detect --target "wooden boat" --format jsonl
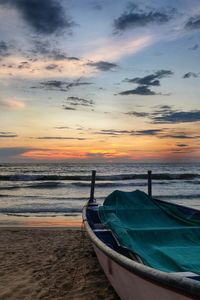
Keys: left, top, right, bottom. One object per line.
{"left": 83, "top": 172, "right": 200, "bottom": 300}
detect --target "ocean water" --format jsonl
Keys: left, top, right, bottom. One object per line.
{"left": 0, "top": 162, "right": 200, "bottom": 227}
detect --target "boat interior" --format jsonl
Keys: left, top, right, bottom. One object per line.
{"left": 86, "top": 203, "right": 139, "bottom": 261}
{"left": 86, "top": 202, "right": 200, "bottom": 282}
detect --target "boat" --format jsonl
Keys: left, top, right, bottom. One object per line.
{"left": 83, "top": 171, "right": 200, "bottom": 300}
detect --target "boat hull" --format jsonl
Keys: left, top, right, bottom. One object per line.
{"left": 94, "top": 245, "right": 194, "bottom": 300}
{"left": 83, "top": 202, "right": 200, "bottom": 300}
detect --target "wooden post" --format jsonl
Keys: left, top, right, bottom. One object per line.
{"left": 89, "top": 170, "right": 96, "bottom": 202}
{"left": 148, "top": 170, "right": 152, "bottom": 197}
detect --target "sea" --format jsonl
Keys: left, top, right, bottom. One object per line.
{"left": 0, "top": 162, "right": 200, "bottom": 227}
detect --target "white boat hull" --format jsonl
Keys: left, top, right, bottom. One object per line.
{"left": 83, "top": 202, "right": 200, "bottom": 300}
{"left": 94, "top": 245, "right": 195, "bottom": 300}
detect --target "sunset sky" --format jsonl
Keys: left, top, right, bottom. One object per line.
{"left": 0, "top": 0, "right": 200, "bottom": 162}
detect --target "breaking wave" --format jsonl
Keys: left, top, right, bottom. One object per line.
{"left": 0, "top": 173, "right": 199, "bottom": 182}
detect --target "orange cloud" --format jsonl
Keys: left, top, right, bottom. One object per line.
{"left": 85, "top": 35, "right": 153, "bottom": 62}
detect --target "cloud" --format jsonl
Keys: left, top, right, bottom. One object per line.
{"left": 0, "top": 41, "right": 10, "bottom": 57}
{"left": 0, "top": 147, "right": 32, "bottom": 159}
{"left": 189, "top": 44, "right": 199, "bottom": 51}
{"left": 36, "top": 136, "right": 86, "bottom": 140}
{"left": 160, "top": 133, "right": 198, "bottom": 139}
{"left": 119, "top": 70, "right": 173, "bottom": 96}
{"left": 18, "top": 61, "right": 31, "bottom": 69}
{"left": 152, "top": 107, "right": 200, "bottom": 124}
{"left": 30, "top": 40, "right": 80, "bottom": 61}
{"left": 118, "top": 85, "right": 159, "bottom": 96}
{"left": 185, "top": 16, "right": 200, "bottom": 30}
{"left": 37, "top": 79, "right": 93, "bottom": 92}
{"left": 96, "top": 129, "right": 132, "bottom": 136}
{"left": 55, "top": 126, "right": 70, "bottom": 129}
{"left": 125, "top": 111, "right": 149, "bottom": 117}
{"left": 87, "top": 61, "right": 118, "bottom": 71}
{"left": 131, "top": 129, "right": 162, "bottom": 136}
{"left": 124, "top": 70, "right": 173, "bottom": 86}
{"left": 126, "top": 105, "right": 200, "bottom": 124}
{"left": 0, "top": 132, "right": 17, "bottom": 138}
{"left": 0, "top": 0, "right": 74, "bottom": 35}
{"left": 67, "top": 96, "right": 94, "bottom": 107}
{"left": 183, "top": 72, "right": 198, "bottom": 78}
{"left": 85, "top": 36, "right": 153, "bottom": 62}
{"left": 113, "top": 5, "right": 172, "bottom": 33}
{"left": 63, "top": 106, "right": 76, "bottom": 111}
{"left": 0, "top": 97, "right": 25, "bottom": 109}
{"left": 176, "top": 144, "right": 188, "bottom": 147}
{"left": 95, "top": 128, "right": 163, "bottom": 137}
{"left": 45, "top": 64, "right": 61, "bottom": 71}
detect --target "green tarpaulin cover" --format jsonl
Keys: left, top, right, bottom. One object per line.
{"left": 99, "top": 190, "right": 200, "bottom": 274}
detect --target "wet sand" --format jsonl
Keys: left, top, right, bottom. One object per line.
{"left": 0, "top": 228, "right": 119, "bottom": 300}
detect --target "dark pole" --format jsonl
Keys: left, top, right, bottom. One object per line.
{"left": 89, "top": 170, "right": 96, "bottom": 202}
{"left": 148, "top": 170, "right": 152, "bottom": 197}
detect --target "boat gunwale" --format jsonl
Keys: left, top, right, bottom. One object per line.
{"left": 83, "top": 204, "right": 200, "bottom": 299}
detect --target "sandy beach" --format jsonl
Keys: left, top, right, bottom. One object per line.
{"left": 0, "top": 227, "right": 119, "bottom": 300}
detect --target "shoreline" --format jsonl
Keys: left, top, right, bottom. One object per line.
{"left": 0, "top": 226, "right": 82, "bottom": 230}
{"left": 0, "top": 214, "right": 83, "bottom": 228}
{"left": 0, "top": 227, "right": 119, "bottom": 300}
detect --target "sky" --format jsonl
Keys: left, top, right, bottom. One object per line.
{"left": 0, "top": 0, "right": 200, "bottom": 163}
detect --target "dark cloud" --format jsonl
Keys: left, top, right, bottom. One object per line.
{"left": 183, "top": 72, "right": 198, "bottom": 78}
{"left": 0, "top": 131, "right": 17, "bottom": 138}
{"left": 160, "top": 134, "right": 198, "bottom": 139}
{"left": 96, "top": 129, "right": 133, "bottom": 136}
{"left": 37, "top": 136, "right": 86, "bottom": 140}
{"left": 154, "top": 105, "right": 171, "bottom": 110}
{"left": 185, "top": 16, "right": 200, "bottom": 30}
{"left": 45, "top": 64, "right": 61, "bottom": 71}
{"left": 67, "top": 96, "right": 94, "bottom": 107}
{"left": 95, "top": 128, "right": 199, "bottom": 140}
{"left": 30, "top": 40, "right": 80, "bottom": 61}
{"left": 118, "top": 85, "right": 159, "bottom": 95}
{"left": 18, "top": 61, "right": 31, "bottom": 69}
{"left": 152, "top": 108, "right": 200, "bottom": 124}
{"left": 125, "top": 105, "right": 200, "bottom": 125}
{"left": 0, "top": 0, "right": 74, "bottom": 35}
{"left": 120, "top": 70, "right": 173, "bottom": 96}
{"left": 63, "top": 106, "right": 76, "bottom": 111}
{"left": 95, "top": 128, "right": 163, "bottom": 137}
{"left": 124, "top": 70, "right": 173, "bottom": 86}
{"left": 0, "top": 147, "right": 30, "bottom": 158}
{"left": 125, "top": 111, "right": 149, "bottom": 117}
{"left": 87, "top": 61, "right": 118, "bottom": 71}
{"left": 0, "top": 41, "right": 10, "bottom": 57}
{"left": 131, "top": 129, "right": 162, "bottom": 136}
{"left": 176, "top": 144, "right": 188, "bottom": 147}
{"left": 114, "top": 6, "right": 172, "bottom": 33}
{"left": 189, "top": 44, "right": 199, "bottom": 51}
{"left": 36, "top": 79, "right": 93, "bottom": 92}
{"left": 67, "top": 56, "right": 80, "bottom": 61}
{"left": 40, "top": 80, "right": 65, "bottom": 89}
{"left": 55, "top": 126, "right": 70, "bottom": 129}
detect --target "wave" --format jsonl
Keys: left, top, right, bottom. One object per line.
{"left": 0, "top": 194, "right": 92, "bottom": 203}
{"left": 0, "top": 207, "right": 82, "bottom": 214}
{"left": 0, "top": 173, "right": 199, "bottom": 182}
{"left": 5, "top": 212, "right": 81, "bottom": 217}
{"left": 156, "top": 194, "right": 200, "bottom": 200}
{"left": 71, "top": 181, "right": 147, "bottom": 188}
{"left": 0, "top": 181, "right": 65, "bottom": 190}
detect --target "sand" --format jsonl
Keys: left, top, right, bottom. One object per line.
{"left": 0, "top": 227, "right": 119, "bottom": 300}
